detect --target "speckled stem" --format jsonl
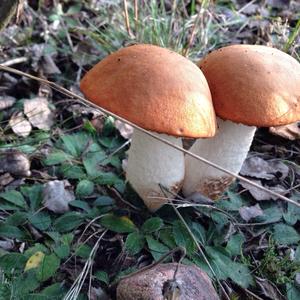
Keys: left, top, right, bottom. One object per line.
{"left": 183, "top": 118, "right": 256, "bottom": 199}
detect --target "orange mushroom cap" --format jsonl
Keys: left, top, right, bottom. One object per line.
{"left": 199, "top": 44, "right": 300, "bottom": 127}
{"left": 80, "top": 44, "right": 216, "bottom": 138}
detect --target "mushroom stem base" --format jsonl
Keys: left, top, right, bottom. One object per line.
{"left": 183, "top": 118, "right": 256, "bottom": 198}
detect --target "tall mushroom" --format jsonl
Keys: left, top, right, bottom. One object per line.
{"left": 80, "top": 44, "right": 216, "bottom": 211}
{"left": 183, "top": 45, "right": 300, "bottom": 198}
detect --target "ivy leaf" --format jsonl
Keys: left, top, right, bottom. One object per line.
{"left": 141, "top": 217, "right": 163, "bottom": 233}
{"left": 125, "top": 232, "right": 145, "bottom": 255}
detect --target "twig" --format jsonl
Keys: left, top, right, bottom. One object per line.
{"left": 123, "top": 0, "right": 133, "bottom": 38}
{"left": 0, "top": 57, "right": 28, "bottom": 67}
{"left": 0, "top": 64, "right": 299, "bottom": 208}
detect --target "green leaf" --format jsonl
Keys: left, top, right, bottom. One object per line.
{"left": 95, "top": 271, "right": 109, "bottom": 285}
{"left": 83, "top": 150, "right": 107, "bottom": 178}
{"left": 172, "top": 220, "right": 196, "bottom": 255}
{"left": 207, "top": 246, "right": 253, "bottom": 288}
{"left": 191, "top": 222, "right": 206, "bottom": 245}
{"left": 75, "top": 244, "right": 92, "bottom": 259}
{"left": 29, "top": 283, "right": 65, "bottom": 299}
{"left": 93, "top": 172, "right": 122, "bottom": 186}
{"left": 125, "top": 232, "right": 145, "bottom": 255}
{"left": 44, "top": 150, "right": 73, "bottom": 165}
{"left": 59, "top": 164, "right": 86, "bottom": 179}
{"left": 28, "top": 212, "right": 51, "bottom": 231}
{"left": 61, "top": 133, "right": 92, "bottom": 157}
{"left": 100, "top": 214, "right": 137, "bottom": 233}
{"left": 0, "top": 253, "right": 27, "bottom": 272}
{"left": 159, "top": 228, "right": 177, "bottom": 249}
{"left": 146, "top": 235, "right": 169, "bottom": 261}
{"left": 69, "top": 200, "right": 91, "bottom": 212}
{"left": 141, "top": 217, "right": 163, "bottom": 233}
{"left": 54, "top": 212, "right": 84, "bottom": 232}
{"left": 6, "top": 211, "right": 28, "bottom": 226}
{"left": 53, "top": 244, "right": 70, "bottom": 259}
{"left": 257, "top": 205, "right": 282, "bottom": 223}
{"left": 295, "top": 245, "right": 300, "bottom": 262}
{"left": 93, "top": 196, "right": 115, "bottom": 206}
{"left": 287, "top": 283, "right": 300, "bottom": 300}
{"left": 0, "top": 224, "right": 25, "bottom": 239}
{"left": 76, "top": 179, "right": 94, "bottom": 197}
{"left": 21, "top": 185, "right": 43, "bottom": 211}
{"left": 283, "top": 203, "right": 300, "bottom": 225}
{"left": 218, "top": 191, "right": 247, "bottom": 211}
{"left": 36, "top": 254, "right": 60, "bottom": 282}
{"left": 273, "top": 224, "right": 300, "bottom": 245}
{"left": 226, "top": 233, "right": 245, "bottom": 257}
{"left": 0, "top": 190, "right": 27, "bottom": 208}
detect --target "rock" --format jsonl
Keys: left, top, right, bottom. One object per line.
{"left": 117, "top": 263, "right": 219, "bottom": 300}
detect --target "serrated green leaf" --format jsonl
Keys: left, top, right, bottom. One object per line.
{"left": 191, "top": 222, "right": 206, "bottom": 245}
{"left": 256, "top": 205, "right": 282, "bottom": 223}
{"left": 125, "top": 232, "right": 145, "bottom": 255}
{"left": 0, "top": 224, "right": 25, "bottom": 239}
{"left": 159, "top": 228, "right": 177, "bottom": 249}
{"left": 53, "top": 244, "right": 70, "bottom": 259}
{"left": 61, "top": 133, "right": 91, "bottom": 157}
{"left": 28, "top": 212, "right": 51, "bottom": 231}
{"left": 6, "top": 211, "right": 28, "bottom": 226}
{"left": 0, "top": 190, "right": 27, "bottom": 208}
{"left": 76, "top": 179, "right": 94, "bottom": 197}
{"left": 273, "top": 224, "right": 300, "bottom": 245}
{"left": 141, "top": 217, "right": 163, "bottom": 233}
{"left": 172, "top": 220, "right": 196, "bottom": 255}
{"left": 21, "top": 185, "right": 43, "bottom": 211}
{"left": 283, "top": 203, "right": 300, "bottom": 225}
{"left": 100, "top": 214, "right": 137, "bottom": 233}
{"left": 146, "top": 235, "right": 169, "bottom": 260}
{"left": 59, "top": 164, "right": 86, "bottom": 179}
{"left": 287, "top": 283, "right": 300, "bottom": 300}
{"left": 29, "top": 283, "right": 65, "bottom": 299}
{"left": 54, "top": 212, "right": 84, "bottom": 232}
{"left": 226, "top": 233, "right": 245, "bottom": 257}
{"left": 36, "top": 254, "right": 60, "bottom": 282}
{"left": 44, "top": 150, "right": 73, "bottom": 165}
{"left": 0, "top": 253, "right": 27, "bottom": 272}
{"left": 93, "top": 172, "right": 122, "bottom": 185}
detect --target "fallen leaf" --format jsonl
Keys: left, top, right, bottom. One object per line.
{"left": 0, "top": 239, "right": 14, "bottom": 250}
{"left": 241, "top": 156, "right": 289, "bottom": 180}
{"left": 240, "top": 180, "right": 288, "bottom": 201}
{"left": 24, "top": 97, "right": 54, "bottom": 130}
{"left": 42, "top": 54, "right": 61, "bottom": 74}
{"left": 43, "top": 180, "right": 75, "bottom": 213}
{"left": 25, "top": 251, "right": 45, "bottom": 271}
{"left": 115, "top": 120, "right": 133, "bottom": 139}
{"left": 0, "top": 96, "right": 16, "bottom": 110}
{"left": 0, "top": 150, "right": 31, "bottom": 177}
{"left": 269, "top": 122, "right": 300, "bottom": 140}
{"left": 9, "top": 111, "right": 32, "bottom": 137}
{"left": 239, "top": 204, "right": 264, "bottom": 222}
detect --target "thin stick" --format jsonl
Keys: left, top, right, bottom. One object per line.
{"left": 134, "top": 0, "right": 138, "bottom": 37}
{"left": 123, "top": 0, "right": 132, "bottom": 37}
{"left": 0, "top": 64, "right": 299, "bottom": 208}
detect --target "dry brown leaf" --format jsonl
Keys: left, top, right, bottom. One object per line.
{"left": 239, "top": 204, "right": 264, "bottom": 222}
{"left": 43, "top": 180, "right": 75, "bottom": 213}
{"left": 240, "top": 180, "right": 288, "bottom": 201}
{"left": 24, "top": 97, "right": 54, "bottom": 130}
{"left": 115, "top": 120, "right": 133, "bottom": 139}
{"left": 0, "top": 150, "right": 31, "bottom": 177}
{"left": 0, "top": 96, "right": 16, "bottom": 110}
{"left": 9, "top": 111, "right": 32, "bottom": 137}
{"left": 269, "top": 122, "right": 300, "bottom": 140}
{"left": 241, "top": 156, "right": 289, "bottom": 180}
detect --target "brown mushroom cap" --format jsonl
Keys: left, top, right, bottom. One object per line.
{"left": 199, "top": 45, "right": 300, "bottom": 127}
{"left": 80, "top": 44, "right": 216, "bottom": 138}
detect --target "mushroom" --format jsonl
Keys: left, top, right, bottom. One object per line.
{"left": 117, "top": 263, "right": 219, "bottom": 300}
{"left": 183, "top": 44, "right": 300, "bottom": 199}
{"left": 80, "top": 44, "right": 216, "bottom": 211}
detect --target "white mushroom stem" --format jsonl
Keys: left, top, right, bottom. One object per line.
{"left": 183, "top": 118, "right": 256, "bottom": 199}
{"left": 126, "top": 129, "right": 184, "bottom": 212}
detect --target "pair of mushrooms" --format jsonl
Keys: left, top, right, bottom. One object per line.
{"left": 80, "top": 44, "right": 300, "bottom": 211}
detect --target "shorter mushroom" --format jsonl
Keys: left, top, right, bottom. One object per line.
{"left": 117, "top": 263, "right": 219, "bottom": 300}
{"left": 80, "top": 44, "right": 216, "bottom": 211}
{"left": 183, "top": 45, "right": 300, "bottom": 199}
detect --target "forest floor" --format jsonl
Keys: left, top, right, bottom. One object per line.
{"left": 0, "top": 0, "right": 300, "bottom": 299}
